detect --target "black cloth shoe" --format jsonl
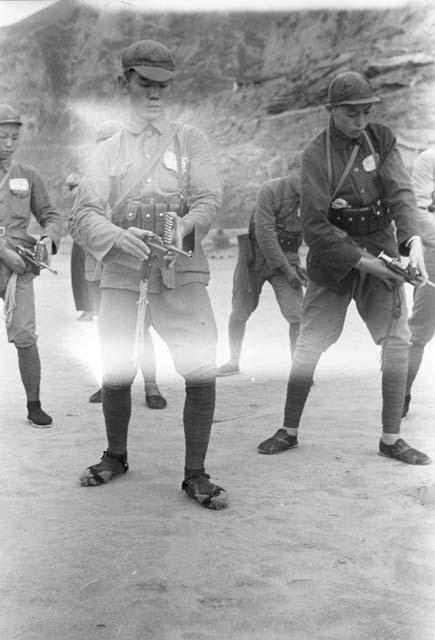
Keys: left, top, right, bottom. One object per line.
{"left": 379, "top": 438, "right": 431, "bottom": 465}
{"left": 27, "top": 401, "right": 53, "bottom": 428}
{"left": 145, "top": 393, "right": 167, "bottom": 409}
{"left": 402, "top": 394, "right": 411, "bottom": 418}
{"left": 182, "top": 473, "right": 228, "bottom": 510}
{"left": 257, "top": 428, "right": 298, "bottom": 455}
{"left": 216, "top": 362, "right": 240, "bottom": 377}
{"left": 89, "top": 388, "right": 102, "bottom": 403}
{"left": 79, "top": 450, "right": 129, "bottom": 486}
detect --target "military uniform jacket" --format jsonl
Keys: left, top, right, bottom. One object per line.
{"left": 70, "top": 114, "right": 221, "bottom": 292}
{"left": 0, "top": 160, "right": 62, "bottom": 251}
{"left": 301, "top": 121, "right": 419, "bottom": 293}
{"left": 252, "top": 172, "right": 301, "bottom": 276}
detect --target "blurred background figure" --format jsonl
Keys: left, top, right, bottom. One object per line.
{"left": 402, "top": 147, "right": 435, "bottom": 416}
{"left": 65, "top": 172, "right": 96, "bottom": 321}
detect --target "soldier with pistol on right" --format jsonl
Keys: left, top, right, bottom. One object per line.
{"left": 258, "top": 71, "right": 431, "bottom": 465}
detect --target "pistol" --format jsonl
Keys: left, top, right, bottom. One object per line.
{"left": 16, "top": 244, "right": 58, "bottom": 275}
{"left": 378, "top": 251, "right": 423, "bottom": 287}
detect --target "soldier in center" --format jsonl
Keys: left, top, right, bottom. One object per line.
{"left": 70, "top": 39, "right": 227, "bottom": 509}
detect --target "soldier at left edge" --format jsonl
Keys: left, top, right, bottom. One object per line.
{"left": 0, "top": 104, "right": 62, "bottom": 428}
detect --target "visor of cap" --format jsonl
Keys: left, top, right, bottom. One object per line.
{"left": 0, "top": 104, "right": 22, "bottom": 126}
{"left": 130, "top": 65, "right": 174, "bottom": 82}
{"left": 331, "top": 95, "right": 381, "bottom": 106}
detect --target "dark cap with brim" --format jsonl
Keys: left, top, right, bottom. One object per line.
{"left": 122, "top": 40, "right": 175, "bottom": 82}
{"left": 131, "top": 65, "right": 174, "bottom": 82}
{"left": 0, "top": 104, "right": 22, "bottom": 126}
{"left": 327, "top": 71, "right": 380, "bottom": 107}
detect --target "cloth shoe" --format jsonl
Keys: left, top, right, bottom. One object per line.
{"left": 27, "top": 401, "right": 53, "bottom": 428}
{"left": 379, "top": 438, "right": 431, "bottom": 465}
{"left": 257, "top": 429, "right": 298, "bottom": 455}
{"left": 89, "top": 388, "right": 102, "bottom": 403}
{"left": 145, "top": 393, "right": 167, "bottom": 409}
{"left": 79, "top": 450, "right": 129, "bottom": 486}
{"left": 216, "top": 362, "right": 240, "bottom": 377}
{"left": 182, "top": 473, "right": 228, "bottom": 510}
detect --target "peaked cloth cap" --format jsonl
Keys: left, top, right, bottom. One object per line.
{"left": 121, "top": 40, "right": 175, "bottom": 82}
{"left": 0, "top": 104, "right": 22, "bottom": 126}
{"left": 327, "top": 71, "right": 380, "bottom": 106}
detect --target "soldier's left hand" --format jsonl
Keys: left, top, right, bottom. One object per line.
{"left": 408, "top": 236, "right": 428, "bottom": 285}
{"left": 39, "top": 236, "right": 53, "bottom": 266}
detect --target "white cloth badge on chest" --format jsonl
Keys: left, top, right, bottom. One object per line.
{"left": 9, "top": 178, "right": 29, "bottom": 196}
{"left": 163, "top": 150, "right": 188, "bottom": 173}
{"left": 362, "top": 155, "right": 377, "bottom": 172}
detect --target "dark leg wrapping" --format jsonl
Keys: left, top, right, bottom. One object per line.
{"left": 289, "top": 322, "right": 300, "bottom": 357}
{"left": 102, "top": 384, "right": 131, "bottom": 456}
{"left": 405, "top": 342, "right": 425, "bottom": 396}
{"left": 17, "top": 344, "right": 41, "bottom": 402}
{"left": 283, "top": 348, "right": 321, "bottom": 428}
{"left": 228, "top": 315, "right": 246, "bottom": 364}
{"left": 382, "top": 346, "right": 408, "bottom": 433}
{"left": 184, "top": 380, "right": 216, "bottom": 478}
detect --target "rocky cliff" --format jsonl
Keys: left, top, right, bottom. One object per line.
{"left": 0, "top": 0, "right": 434, "bottom": 225}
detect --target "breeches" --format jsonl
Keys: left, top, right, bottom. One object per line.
{"left": 298, "top": 274, "right": 410, "bottom": 354}
{"left": 0, "top": 272, "right": 37, "bottom": 347}
{"left": 99, "top": 283, "right": 217, "bottom": 386}
{"left": 231, "top": 260, "right": 303, "bottom": 325}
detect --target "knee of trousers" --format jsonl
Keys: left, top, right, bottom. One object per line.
{"left": 12, "top": 335, "right": 38, "bottom": 349}
{"left": 184, "top": 366, "right": 217, "bottom": 386}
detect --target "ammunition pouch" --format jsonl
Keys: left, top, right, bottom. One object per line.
{"left": 277, "top": 229, "right": 302, "bottom": 253}
{"left": 328, "top": 200, "right": 391, "bottom": 236}
{"left": 113, "top": 197, "right": 194, "bottom": 252}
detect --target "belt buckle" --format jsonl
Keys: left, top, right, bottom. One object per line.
{"left": 0, "top": 226, "right": 5, "bottom": 237}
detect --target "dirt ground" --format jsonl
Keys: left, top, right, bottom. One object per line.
{"left": 1, "top": 236, "right": 434, "bottom": 640}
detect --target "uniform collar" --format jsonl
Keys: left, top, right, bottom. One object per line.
{"left": 126, "top": 110, "right": 171, "bottom": 135}
{"left": 329, "top": 118, "right": 363, "bottom": 149}
{"left": 0, "top": 157, "right": 12, "bottom": 175}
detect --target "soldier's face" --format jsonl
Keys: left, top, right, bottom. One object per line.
{"left": 0, "top": 123, "right": 20, "bottom": 161}
{"left": 331, "top": 104, "right": 372, "bottom": 139}
{"left": 124, "top": 71, "right": 171, "bottom": 121}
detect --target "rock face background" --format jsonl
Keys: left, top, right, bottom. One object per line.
{"left": 0, "top": 0, "right": 434, "bottom": 225}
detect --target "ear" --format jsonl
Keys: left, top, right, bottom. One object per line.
{"left": 118, "top": 75, "right": 129, "bottom": 95}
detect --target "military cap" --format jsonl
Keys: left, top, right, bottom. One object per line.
{"left": 121, "top": 40, "right": 175, "bottom": 82}
{"left": 0, "top": 104, "right": 22, "bottom": 126}
{"left": 327, "top": 71, "right": 380, "bottom": 106}
{"left": 95, "top": 120, "right": 123, "bottom": 143}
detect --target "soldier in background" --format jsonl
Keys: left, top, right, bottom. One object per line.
{"left": 0, "top": 104, "right": 62, "bottom": 427}
{"left": 402, "top": 147, "right": 435, "bottom": 416}
{"left": 70, "top": 40, "right": 228, "bottom": 509}
{"left": 86, "top": 120, "right": 167, "bottom": 409}
{"left": 217, "top": 157, "right": 304, "bottom": 377}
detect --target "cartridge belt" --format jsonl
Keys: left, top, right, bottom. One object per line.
{"left": 328, "top": 200, "right": 391, "bottom": 236}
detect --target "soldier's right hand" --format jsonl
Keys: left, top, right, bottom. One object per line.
{"left": 280, "top": 263, "right": 304, "bottom": 289}
{"left": 356, "top": 255, "right": 404, "bottom": 290}
{"left": 114, "top": 227, "right": 152, "bottom": 260}
{"left": 0, "top": 245, "right": 26, "bottom": 274}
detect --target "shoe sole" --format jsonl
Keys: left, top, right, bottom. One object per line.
{"left": 216, "top": 370, "right": 240, "bottom": 377}
{"left": 27, "top": 419, "right": 53, "bottom": 429}
{"left": 378, "top": 451, "right": 431, "bottom": 465}
{"left": 257, "top": 442, "right": 298, "bottom": 455}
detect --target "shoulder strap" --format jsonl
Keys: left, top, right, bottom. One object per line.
{"left": 327, "top": 124, "right": 360, "bottom": 201}
{"left": 113, "top": 122, "right": 183, "bottom": 211}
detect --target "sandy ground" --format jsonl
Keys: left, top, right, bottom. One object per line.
{"left": 1, "top": 236, "right": 435, "bottom": 640}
